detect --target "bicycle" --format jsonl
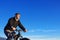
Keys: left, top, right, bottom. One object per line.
{"left": 6, "top": 29, "right": 30, "bottom": 40}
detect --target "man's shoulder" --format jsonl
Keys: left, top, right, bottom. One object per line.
{"left": 9, "top": 17, "right": 15, "bottom": 20}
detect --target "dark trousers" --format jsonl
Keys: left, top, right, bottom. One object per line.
{"left": 4, "top": 30, "right": 12, "bottom": 40}
{"left": 4, "top": 30, "right": 19, "bottom": 40}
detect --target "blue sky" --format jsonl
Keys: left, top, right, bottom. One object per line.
{"left": 0, "top": 0, "right": 60, "bottom": 40}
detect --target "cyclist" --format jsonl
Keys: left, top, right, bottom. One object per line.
{"left": 4, "top": 13, "right": 27, "bottom": 40}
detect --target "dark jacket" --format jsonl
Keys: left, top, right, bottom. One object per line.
{"left": 4, "top": 17, "right": 26, "bottom": 31}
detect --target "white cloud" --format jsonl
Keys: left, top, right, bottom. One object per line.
{"left": 25, "top": 29, "right": 59, "bottom": 40}
{"left": 24, "top": 35, "right": 60, "bottom": 40}
{"left": 28, "top": 29, "right": 57, "bottom": 33}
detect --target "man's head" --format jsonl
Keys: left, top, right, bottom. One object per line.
{"left": 15, "top": 13, "right": 20, "bottom": 21}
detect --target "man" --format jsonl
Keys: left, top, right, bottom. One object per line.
{"left": 4, "top": 13, "right": 27, "bottom": 40}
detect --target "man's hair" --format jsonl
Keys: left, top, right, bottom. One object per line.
{"left": 15, "top": 13, "right": 20, "bottom": 16}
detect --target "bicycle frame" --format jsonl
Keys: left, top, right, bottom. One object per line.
{"left": 8, "top": 29, "right": 30, "bottom": 40}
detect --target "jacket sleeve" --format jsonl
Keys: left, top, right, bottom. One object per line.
{"left": 18, "top": 21, "right": 26, "bottom": 31}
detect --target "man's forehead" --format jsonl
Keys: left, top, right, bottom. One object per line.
{"left": 15, "top": 13, "right": 20, "bottom": 15}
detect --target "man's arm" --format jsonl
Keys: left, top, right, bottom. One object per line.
{"left": 18, "top": 21, "right": 26, "bottom": 32}
{"left": 8, "top": 18, "right": 16, "bottom": 31}
{"left": 5, "top": 18, "right": 14, "bottom": 32}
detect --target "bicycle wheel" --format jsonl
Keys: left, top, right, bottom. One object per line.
{"left": 20, "top": 38, "right": 30, "bottom": 40}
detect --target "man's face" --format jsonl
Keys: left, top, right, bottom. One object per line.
{"left": 16, "top": 14, "right": 20, "bottom": 20}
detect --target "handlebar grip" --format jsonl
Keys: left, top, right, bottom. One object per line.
{"left": 15, "top": 29, "right": 22, "bottom": 32}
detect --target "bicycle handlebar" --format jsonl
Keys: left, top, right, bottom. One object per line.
{"left": 15, "top": 29, "right": 22, "bottom": 32}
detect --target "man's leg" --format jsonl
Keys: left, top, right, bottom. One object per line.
{"left": 14, "top": 34, "right": 20, "bottom": 40}
{"left": 4, "top": 30, "right": 12, "bottom": 40}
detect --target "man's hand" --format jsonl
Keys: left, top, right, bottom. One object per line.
{"left": 24, "top": 29, "right": 27, "bottom": 32}
{"left": 12, "top": 27, "right": 16, "bottom": 30}
{"left": 12, "top": 26, "right": 16, "bottom": 31}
